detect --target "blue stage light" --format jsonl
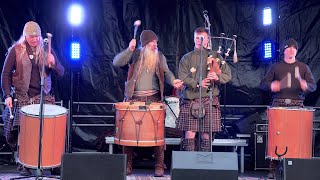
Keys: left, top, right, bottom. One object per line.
{"left": 263, "top": 7, "right": 272, "bottom": 26}
{"left": 263, "top": 41, "right": 274, "bottom": 60}
{"left": 71, "top": 42, "right": 80, "bottom": 60}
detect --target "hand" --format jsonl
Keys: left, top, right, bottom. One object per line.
{"left": 300, "top": 79, "right": 308, "bottom": 91}
{"left": 207, "top": 57, "right": 214, "bottom": 64}
{"left": 270, "top": 81, "right": 280, "bottom": 92}
{"left": 129, "top": 39, "right": 137, "bottom": 52}
{"left": 173, "top": 79, "right": 183, "bottom": 90}
{"left": 47, "top": 53, "right": 56, "bottom": 68}
{"left": 200, "top": 78, "right": 211, "bottom": 88}
{"left": 5, "top": 96, "right": 12, "bottom": 108}
{"left": 207, "top": 72, "right": 219, "bottom": 81}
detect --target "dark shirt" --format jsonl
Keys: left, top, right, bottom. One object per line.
{"left": 260, "top": 60, "right": 316, "bottom": 100}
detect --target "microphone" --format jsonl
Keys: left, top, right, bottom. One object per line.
{"left": 133, "top": 20, "right": 141, "bottom": 39}
{"left": 199, "top": 35, "right": 205, "bottom": 42}
{"left": 43, "top": 38, "right": 48, "bottom": 45}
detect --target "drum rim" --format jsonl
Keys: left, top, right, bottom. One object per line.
{"left": 20, "top": 104, "right": 68, "bottom": 116}
{"left": 20, "top": 112, "right": 67, "bottom": 118}
{"left": 267, "top": 106, "right": 315, "bottom": 111}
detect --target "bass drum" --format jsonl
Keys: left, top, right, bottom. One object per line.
{"left": 18, "top": 104, "right": 68, "bottom": 168}
{"left": 114, "top": 102, "right": 165, "bottom": 147}
{"left": 267, "top": 107, "right": 314, "bottom": 159}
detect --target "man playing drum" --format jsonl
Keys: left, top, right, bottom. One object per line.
{"left": 1, "top": 21, "right": 64, "bottom": 175}
{"left": 260, "top": 38, "right": 316, "bottom": 179}
{"left": 177, "top": 27, "right": 232, "bottom": 151}
{"left": 113, "top": 30, "right": 183, "bottom": 177}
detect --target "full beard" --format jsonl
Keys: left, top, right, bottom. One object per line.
{"left": 142, "top": 46, "right": 159, "bottom": 73}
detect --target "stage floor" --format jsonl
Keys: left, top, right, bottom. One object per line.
{"left": 0, "top": 165, "right": 272, "bottom": 180}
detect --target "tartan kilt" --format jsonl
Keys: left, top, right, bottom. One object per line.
{"left": 176, "top": 97, "right": 221, "bottom": 132}
{"left": 2, "top": 93, "right": 55, "bottom": 149}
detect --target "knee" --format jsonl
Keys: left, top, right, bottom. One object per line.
{"left": 185, "top": 131, "right": 196, "bottom": 139}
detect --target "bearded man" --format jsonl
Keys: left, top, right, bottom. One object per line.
{"left": 113, "top": 30, "right": 183, "bottom": 177}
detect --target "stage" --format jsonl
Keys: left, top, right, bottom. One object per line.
{"left": 0, "top": 165, "right": 270, "bottom": 180}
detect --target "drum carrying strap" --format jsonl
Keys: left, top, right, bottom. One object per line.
{"left": 117, "top": 105, "right": 161, "bottom": 146}
{"left": 163, "top": 99, "right": 178, "bottom": 119}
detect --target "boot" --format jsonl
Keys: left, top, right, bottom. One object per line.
{"left": 154, "top": 145, "right": 165, "bottom": 177}
{"left": 123, "top": 146, "right": 134, "bottom": 175}
{"left": 183, "top": 138, "right": 195, "bottom": 151}
{"left": 200, "top": 139, "right": 210, "bottom": 152}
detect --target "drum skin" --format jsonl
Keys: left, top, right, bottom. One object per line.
{"left": 18, "top": 104, "right": 68, "bottom": 168}
{"left": 267, "top": 107, "right": 314, "bottom": 159}
{"left": 114, "top": 102, "right": 165, "bottom": 147}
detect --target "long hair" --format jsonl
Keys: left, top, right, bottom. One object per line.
{"left": 14, "top": 35, "right": 45, "bottom": 64}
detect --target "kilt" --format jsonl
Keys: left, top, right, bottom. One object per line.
{"left": 2, "top": 93, "right": 55, "bottom": 150}
{"left": 176, "top": 97, "right": 221, "bottom": 132}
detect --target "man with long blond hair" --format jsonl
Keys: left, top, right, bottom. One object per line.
{"left": 1, "top": 21, "right": 64, "bottom": 175}
{"left": 113, "top": 30, "right": 183, "bottom": 177}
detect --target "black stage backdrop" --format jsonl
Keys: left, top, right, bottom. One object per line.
{"left": 0, "top": 0, "right": 320, "bottom": 158}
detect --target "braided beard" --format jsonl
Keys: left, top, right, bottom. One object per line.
{"left": 142, "top": 46, "right": 159, "bottom": 73}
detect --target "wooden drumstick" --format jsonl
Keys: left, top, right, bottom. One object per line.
{"left": 133, "top": 20, "right": 141, "bottom": 39}
{"left": 46, "top": 33, "right": 53, "bottom": 68}
{"left": 295, "top": 66, "right": 302, "bottom": 82}
{"left": 181, "top": 67, "right": 196, "bottom": 81}
{"left": 9, "top": 107, "right": 14, "bottom": 119}
{"left": 280, "top": 72, "right": 291, "bottom": 89}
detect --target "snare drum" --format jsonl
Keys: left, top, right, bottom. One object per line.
{"left": 164, "top": 96, "right": 180, "bottom": 128}
{"left": 114, "top": 102, "right": 165, "bottom": 147}
{"left": 18, "top": 104, "right": 68, "bottom": 168}
{"left": 267, "top": 107, "right": 314, "bottom": 159}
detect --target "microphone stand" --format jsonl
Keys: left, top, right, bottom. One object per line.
{"left": 197, "top": 38, "right": 204, "bottom": 151}
{"left": 208, "top": 80, "right": 213, "bottom": 152}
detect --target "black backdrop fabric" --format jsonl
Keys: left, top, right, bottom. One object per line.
{"left": 0, "top": 0, "right": 320, "bottom": 153}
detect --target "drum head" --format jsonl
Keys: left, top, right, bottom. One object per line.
{"left": 21, "top": 104, "right": 67, "bottom": 117}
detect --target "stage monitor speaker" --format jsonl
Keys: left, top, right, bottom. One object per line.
{"left": 171, "top": 151, "right": 238, "bottom": 180}
{"left": 254, "top": 133, "right": 269, "bottom": 170}
{"left": 61, "top": 152, "right": 126, "bottom": 180}
{"left": 234, "top": 112, "right": 263, "bottom": 134}
{"left": 281, "top": 158, "right": 320, "bottom": 180}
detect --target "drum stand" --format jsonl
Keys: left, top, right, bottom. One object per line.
{"left": 274, "top": 146, "right": 288, "bottom": 180}
{"left": 10, "top": 50, "right": 60, "bottom": 180}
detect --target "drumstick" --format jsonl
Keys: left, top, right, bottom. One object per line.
{"left": 133, "top": 20, "right": 141, "bottom": 39}
{"left": 46, "top": 33, "right": 53, "bottom": 68}
{"left": 279, "top": 72, "right": 291, "bottom": 89}
{"left": 181, "top": 67, "right": 196, "bottom": 81}
{"left": 295, "top": 66, "right": 302, "bottom": 82}
{"left": 9, "top": 107, "right": 14, "bottom": 119}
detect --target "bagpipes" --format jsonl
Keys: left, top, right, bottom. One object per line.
{"left": 203, "top": 10, "right": 238, "bottom": 65}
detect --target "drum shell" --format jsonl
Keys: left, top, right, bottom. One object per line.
{"left": 18, "top": 104, "right": 68, "bottom": 168}
{"left": 114, "top": 102, "right": 165, "bottom": 147}
{"left": 267, "top": 107, "right": 314, "bottom": 159}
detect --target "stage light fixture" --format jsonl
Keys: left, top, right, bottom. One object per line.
{"left": 263, "top": 7, "right": 272, "bottom": 26}
{"left": 263, "top": 41, "right": 274, "bottom": 60}
{"left": 67, "top": 4, "right": 84, "bottom": 26}
{"left": 71, "top": 41, "right": 80, "bottom": 61}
